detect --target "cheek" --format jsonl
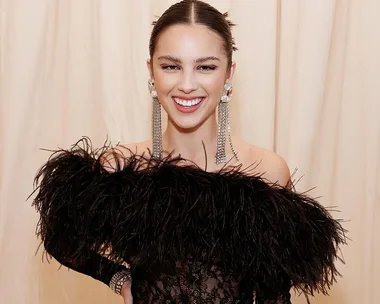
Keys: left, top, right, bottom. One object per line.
{"left": 203, "top": 76, "right": 225, "bottom": 97}
{"left": 154, "top": 71, "right": 177, "bottom": 93}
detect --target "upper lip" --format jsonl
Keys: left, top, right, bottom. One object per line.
{"left": 172, "top": 96, "right": 205, "bottom": 100}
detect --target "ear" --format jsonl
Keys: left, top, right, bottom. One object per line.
{"left": 226, "top": 61, "right": 236, "bottom": 83}
{"left": 147, "top": 59, "right": 154, "bottom": 79}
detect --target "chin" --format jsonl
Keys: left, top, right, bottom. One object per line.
{"left": 171, "top": 115, "right": 205, "bottom": 131}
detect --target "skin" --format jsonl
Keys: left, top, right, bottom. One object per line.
{"left": 109, "top": 23, "right": 291, "bottom": 304}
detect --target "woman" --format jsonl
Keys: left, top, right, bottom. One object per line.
{"left": 32, "top": 0, "right": 346, "bottom": 303}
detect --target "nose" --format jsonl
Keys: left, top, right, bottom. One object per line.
{"left": 177, "top": 71, "right": 198, "bottom": 93}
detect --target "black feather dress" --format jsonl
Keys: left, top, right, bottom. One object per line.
{"left": 31, "top": 138, "right": 346, "bottom": 304}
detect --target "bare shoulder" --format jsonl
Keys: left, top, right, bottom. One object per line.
{"left": 116, "top": 139, "right": 152, "bottom": 155}
{"left": 100, "top": 139, "right": 151, "bottom": 172}
{"left": 241, "top": 142, "right": 291, "bottom": 187}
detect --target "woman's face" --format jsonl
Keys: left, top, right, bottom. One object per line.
{"left": 147, "top": 24, "right": 235, "bottom": 130}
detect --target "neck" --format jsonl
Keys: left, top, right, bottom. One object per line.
{"left": 162, "top": 114, "right": 218, "bottom": 164}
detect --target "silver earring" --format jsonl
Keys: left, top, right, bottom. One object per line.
{"left": 148, "top": 79, "right": 162, "bottom": 160}
{"left": 215, "top": 82, "right": 239, "bottom": 164}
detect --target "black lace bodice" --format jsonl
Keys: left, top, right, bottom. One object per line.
{"left": 132, "top": 261, "right": 253, "bottom": 303}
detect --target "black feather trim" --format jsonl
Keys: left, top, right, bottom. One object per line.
{"left": 31, "top": 137, "right": 347, "bottom": 299}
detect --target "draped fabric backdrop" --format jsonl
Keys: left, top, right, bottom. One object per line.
{"left": 0, "top": 0, "right": 379, "bottom": 303}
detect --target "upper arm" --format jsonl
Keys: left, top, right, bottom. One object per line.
{"left": 260, "top": 151, "right": 291, "bottom": 188}
{"left": 100, "top": 140, "right": 152, "bottom": 173}
{"left": 100, "top": 144, "right": 137, "bottom": 173}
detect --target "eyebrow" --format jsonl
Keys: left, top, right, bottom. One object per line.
{"left": 157, "top": 55, "right": 220, "bottom": 64}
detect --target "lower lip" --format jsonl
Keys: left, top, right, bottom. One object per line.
{"left": 173, "top": 98, "right": 204, "bottom": 113}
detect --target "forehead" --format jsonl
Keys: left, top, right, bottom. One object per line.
{"left": 154, "top": 24, "right": 226, "bottom": 60}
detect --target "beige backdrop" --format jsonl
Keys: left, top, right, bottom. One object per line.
{"left": 0, "top": 0, "right": 379, "bottom": 303}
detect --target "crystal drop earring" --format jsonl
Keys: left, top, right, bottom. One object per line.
{"left": 148, "top": 79, "right": 162, "bottom": 160}
{"left": 215, "top": 82, "right": 239, "bottom": 164}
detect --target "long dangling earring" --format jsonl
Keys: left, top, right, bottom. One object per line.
{"left": 148, "top": 79, "right": 162, "bottom": 160}
{"left": 215, "top": 82, "right": 239, "bottom": 164}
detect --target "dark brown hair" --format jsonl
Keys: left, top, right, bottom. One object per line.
{"left": 149, "top": 0, "right": 237, "bottom": 68}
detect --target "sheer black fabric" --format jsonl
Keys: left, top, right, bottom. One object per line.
{"left": 132, "top": 261, "right": 253, "bottom": 303}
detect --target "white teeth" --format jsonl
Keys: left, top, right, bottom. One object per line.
{"left": 173, "top": 97, "right": 203, "bottom": 107}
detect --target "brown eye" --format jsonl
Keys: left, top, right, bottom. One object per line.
{"left": 198, "top": 65, "right": 217, "bottom": 71}
{"left": 161, "top": 65, "right": 180, "bottom": 70}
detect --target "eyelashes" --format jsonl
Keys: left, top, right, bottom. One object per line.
{"left": 161, "top": 65, "right": 180, "bottom": 71}
{"left": 199, "top": 65, "right": 217, "bottom": 71}
{"left": 160, "top": 65, "right": 217, "bottom": 71}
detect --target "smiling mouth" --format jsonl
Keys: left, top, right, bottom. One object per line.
{"left": 173, "top": 97, "right": 204, "bottom": 107}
